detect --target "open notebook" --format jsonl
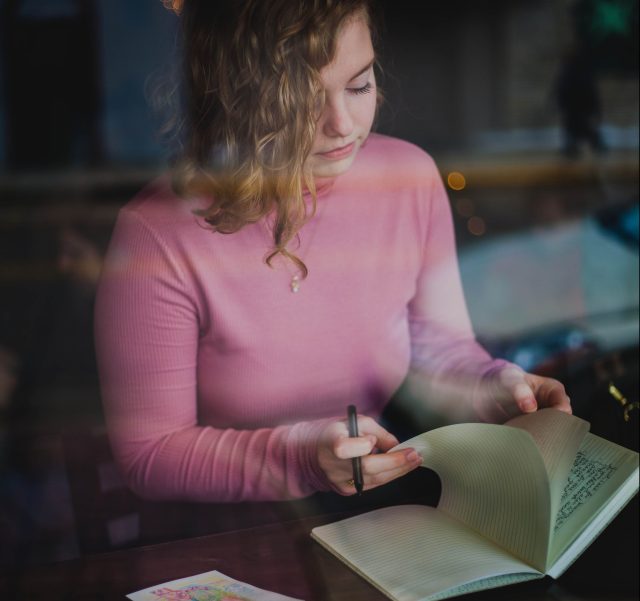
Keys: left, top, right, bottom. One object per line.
{"left": 311, "top": 410, "right": 639, "bottom": 601}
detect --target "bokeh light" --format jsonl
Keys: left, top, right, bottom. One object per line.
{"left": 467, "top": 216, "right": 486, "bottom": 236}
{"left": 447, "top": 171, "right": 467, "bottom": 191}
{"left": 455, "top": 198, "right": 475, "bottom": 218}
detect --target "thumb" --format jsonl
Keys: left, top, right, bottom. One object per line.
{"left": 500, "top": 366, "right": 537, "bottom": 413}
{"left": 513, "top": 380, "right": 537, "bottom": 413}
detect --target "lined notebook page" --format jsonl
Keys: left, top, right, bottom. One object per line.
{"left": 549, "top": 432, "right": 639, "bottom": 566}
{"left": 311, "top": 505, "right": 540, "bottom": 601}
{"left": 506, "top": 409, "right": 589, "bottom": 533}
{"left": 431, "top": 572, "right": 542, "bottom": 601}
{"left": 397, "top": 423, "right": 550, "bottom": 570}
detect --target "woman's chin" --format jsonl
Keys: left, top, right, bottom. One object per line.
{"left": 308, "top": 153, "right": 358, "bottom": 179}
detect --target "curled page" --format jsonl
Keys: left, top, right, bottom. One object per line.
{"left": 396, "top": 422, "right": 550, "bottom": 570}
{"left": 506, "top": 408, "right": 589, "bottom": 529}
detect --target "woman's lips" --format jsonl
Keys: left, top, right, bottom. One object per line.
{"left": 318, "top": 141, "right": 355, "bottom": 160}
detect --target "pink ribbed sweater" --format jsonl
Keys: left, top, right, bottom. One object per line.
{"left": 94, "top": 134, "right": 502, "bottom": 502}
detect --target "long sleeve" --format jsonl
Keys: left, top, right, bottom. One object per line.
{"left": 94, "top": 135, "right": 514, "bottom": 503}
{"left": 94, "top": 207, "right": 332, "bottom": 502}
{"left": 405, "top": 158, "right": 509, "bottom": 422}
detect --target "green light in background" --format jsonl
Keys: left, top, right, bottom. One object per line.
{"left": 590, "top": 0, "right": 634, "bottom": 39}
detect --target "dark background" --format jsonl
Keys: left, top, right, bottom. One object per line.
{"left": 0, "top": 0, "right": 637, "bottom": 578}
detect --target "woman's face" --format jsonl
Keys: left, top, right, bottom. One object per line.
{"left": 305, "top": 15, "right": 377, "bottom": 179}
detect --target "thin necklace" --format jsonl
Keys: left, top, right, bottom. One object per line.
{"left": 290, "top": 270, "right": 302, "bottom": 294}
{"left": 267, "top": 197, "right": 328, "bottom": 294}
{"left": 287, "top": 201, "right": 326, "bottom": 293}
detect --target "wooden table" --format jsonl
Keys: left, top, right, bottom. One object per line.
{"left": 1, "top": 504, "right": 637, "bottom": 601}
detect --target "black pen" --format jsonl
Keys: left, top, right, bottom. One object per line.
{"left": 347, "top": 404, "right": 364, "bottom": 496}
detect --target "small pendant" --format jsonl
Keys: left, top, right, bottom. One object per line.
{"left": 290, "top": 275, "right": 300, "bottom": 293}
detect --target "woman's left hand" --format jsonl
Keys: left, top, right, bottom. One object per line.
{"left": 475, "top": 365, "right": 572, "bottom": 423}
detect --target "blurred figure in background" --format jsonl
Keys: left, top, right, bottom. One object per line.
{"left": 555, "top": 43, "right": 606, "bottom": 158}
{"left": 57, "top": 225, "right": 104, "bottom": 294}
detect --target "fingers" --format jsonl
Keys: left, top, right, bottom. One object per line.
{"left": 318, "top": 415, "right": 414, "bottom": 495}
{"left": 482, "top": 367, "right": 573, "bottom": 422}
{"left": 478, "top": 367, "right": 533, "bottom": 421}
{"left": 332, "top": 433, "right": 377, "bottom": 460}
{"left": 331, "top": 415, "right": 399, "bottom": 459}
{"left": 498, "top": 367, "right": 537, "bottom": 414}
{"left": 334, "top": 448, "right": 423, "bottom": 495}
{"left": 362, "top": 452, "right": 422, "bottom": 490}
{"left": 319, "top": 413, "right": 421, "bottom": 495}
{"left": 361, "top": 448, "right": 422, "bottom": 474}
{"left": 357, "top": 415, "right": 400, "bottom": 451}
{"left": 524, "top": 373, "right": 572, "bottom": 414}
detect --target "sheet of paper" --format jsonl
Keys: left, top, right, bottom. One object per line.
{"left": 396, "top": 422, "right": 550, "bottom": 570}
{"left": 126, "top": 569, "right": 303, "bottom": 601}
{"left": 548, "top": 432, "right": 639, "bottom": 567}
{"left": 506, "top": 409, "right": 589, "bottom": 531}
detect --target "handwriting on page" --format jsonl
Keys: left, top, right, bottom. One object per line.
{"left": 554, "top": 452, "right": 617, "bottom": 531}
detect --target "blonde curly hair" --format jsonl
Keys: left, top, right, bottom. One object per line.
{"left": 172, "top": 0, "right": 378, "bottom": 276}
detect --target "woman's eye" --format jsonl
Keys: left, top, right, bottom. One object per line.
{"left": 348, "top": 82, "right": 373, "bottom": 96}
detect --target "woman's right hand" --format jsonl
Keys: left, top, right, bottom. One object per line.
{"left": 317, "top": 415, "right": 423, "bottom": 495}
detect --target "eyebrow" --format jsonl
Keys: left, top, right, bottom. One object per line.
{"left": 348, "top": 59, "right": 375, "bottom": 82}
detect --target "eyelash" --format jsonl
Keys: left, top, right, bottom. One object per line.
{"left": 348, "top": 82, "right": 373, "bottom": 96}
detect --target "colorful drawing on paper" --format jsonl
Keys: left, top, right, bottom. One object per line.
{"left": 127, "top": 570, "right": 302, "bottom": 601}
{"left": 149, "top": 582, "right": 250, "bottom": 601}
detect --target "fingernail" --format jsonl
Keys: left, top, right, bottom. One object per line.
{"left": 520, "top": 399, "right": 536, "bottom": 412}
{"left": 514, "top": 383, "right": 532, "bottom": 401}
{"left": 406, "top": 450, "right": 422, "bottom": 463}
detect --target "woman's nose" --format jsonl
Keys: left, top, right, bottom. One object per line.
{"left": 321, "top": 98, "right": 354, "bottom": 138}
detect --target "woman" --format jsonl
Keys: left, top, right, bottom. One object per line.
{"left": 95, "top": 0, "right": 570, "bottom": 504}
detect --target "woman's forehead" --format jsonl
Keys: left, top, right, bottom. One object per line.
{"left": 321, "top": 17, "right": 374, "bottom": 86}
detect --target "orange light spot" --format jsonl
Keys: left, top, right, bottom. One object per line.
{"left": 447, "top": 171, "right": 466, "bottom": 191}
